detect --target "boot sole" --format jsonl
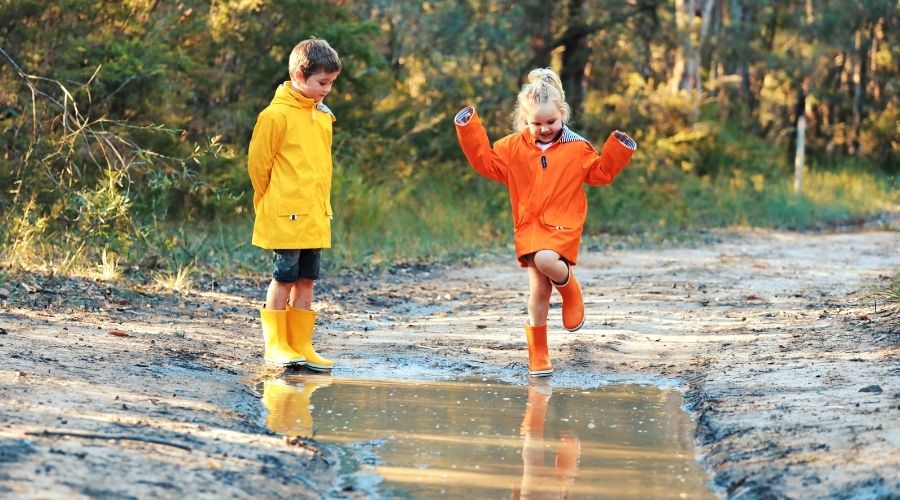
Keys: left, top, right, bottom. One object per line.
{"left": 265, "top": 359, "right": 307, "bottom": 366}
{"left": 564, "top": 316, "right": 585, "bottom": 332}
{"left": 305, "top": 363, "right": 333, "bottom": 372}
{"left": 529, "top": 369, "right": 553, "bottom": 377}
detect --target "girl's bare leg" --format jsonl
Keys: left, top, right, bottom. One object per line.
{"left": 527, "top": 260, "right": 553, "bottom": 326}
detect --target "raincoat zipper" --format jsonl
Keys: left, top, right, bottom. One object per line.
{"left": 530, "top": 154, "right": 547, "bottom": 251}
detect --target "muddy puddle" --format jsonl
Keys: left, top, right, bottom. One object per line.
{"left": 260, "top": 374, "right": 714, "bottom": 498}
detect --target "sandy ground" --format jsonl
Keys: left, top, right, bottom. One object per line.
{"left": 0, "top": 225, "right": 897, "bottom": 498}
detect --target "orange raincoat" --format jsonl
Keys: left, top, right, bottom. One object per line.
{"left": 455, "top": 107, "right": 635, "bottom": 266}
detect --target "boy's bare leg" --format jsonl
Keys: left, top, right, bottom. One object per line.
{"left": 289, "top": 279, "right": 315, "bottom": 310}
{"left": 265, "top": 280, "right": 294, "bottom": 310}
{"left": 526, "top": 261, "right": 553, "bottom": 326}
{"left": 532, "top": 250, "right": 569, "bottom": 284}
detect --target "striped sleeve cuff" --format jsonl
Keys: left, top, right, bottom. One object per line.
{"left": 455, "top": 106, "right": 475, "bottom": 126}
{"left": 614, "top": 131, "right": 637, "bottom": 150}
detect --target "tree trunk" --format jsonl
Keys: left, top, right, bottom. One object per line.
{"left": 560, "top": 0, "right": 591, "bottom": 121}
{"left": 524, "top": 1, "right": 555, "bottom": 69}
{"left": 697, "top": 0, "right": 716, "bottom": 92}
{"left": 851, "top": 25, "right": 872, "bottom": 156}
{"left": 794, "top": 84, "right": 807, "bottom": 194}
{"left": 730, "top": 0, "right": 757, "bottom": 113}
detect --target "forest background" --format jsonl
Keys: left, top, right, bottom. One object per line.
{"left": 0, "top": 0, "right": 897, "bottom": 285}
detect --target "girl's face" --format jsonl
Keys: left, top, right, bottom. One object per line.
{"left": 526, "top": 102, "right": 563, "bottom": 143}
{"left": 293, "top": 70, "right": 340, "bottom": 101}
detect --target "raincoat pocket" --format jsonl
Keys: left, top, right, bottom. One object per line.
{"left": 276, "top": 199, "right": 311, "bottom": 217}
{"left": 540, "top": 194, "right": 586, "bottom": 231}
{"left": 540, "top": 212, "right": 582, "bottom": 231}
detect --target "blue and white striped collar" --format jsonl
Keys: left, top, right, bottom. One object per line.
{"left": 316, "top": 102, "right": 334, "bottom": 116}
{"left": 559, "top": 127, "right": 588, "bottom": 143}
{"left": 533, "top": 126, "right": 588, "bottom": 146}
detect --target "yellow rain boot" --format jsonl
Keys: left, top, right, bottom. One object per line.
{"left": 259, "top": 308, "right": 306, "bottom": 366}
{"left": 285, "top": 306, "right": 334, "bottom": 372}
{"left": 525, "top": 324, "right": 553, "bottom": 377}
{"left": 262, "top": 378, "right": 303, "bottom": 435}
{"left": 262, "top": 378, "right": 332, "bottom": 437}
{"left": 292, "top": 377, "right": 332, "bottom": 433}
{"left": 553, "top": 268, "right": 585, "bottom": 332}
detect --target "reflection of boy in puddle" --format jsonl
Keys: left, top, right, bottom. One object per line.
{"left": 262, "top": 378, "right": 332, "bottom": 436}
{"left": 511, "top": 380, "right": 581, "bottom": 499}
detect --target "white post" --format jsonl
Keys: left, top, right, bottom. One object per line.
{"left": 794, "top": 115, "right": 806, "bottom": 194}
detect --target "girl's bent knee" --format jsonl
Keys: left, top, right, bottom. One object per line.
{"left": 533, "top": 251, "right": 560, "bottom": 273}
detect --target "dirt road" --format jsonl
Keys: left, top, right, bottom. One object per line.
{"left": 1, "top": 226, "right": 897, "bottom": 497}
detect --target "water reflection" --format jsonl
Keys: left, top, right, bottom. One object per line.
{"left": 513, "top": 379, "right": 581, "bottom": 499}
{"left": 261, "top": 375, "right": 713, "bottom": 498}
{"left": 261, "top": 378, "right": 332, "bottom": 437}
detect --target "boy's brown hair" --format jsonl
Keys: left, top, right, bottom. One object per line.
{"left": 289, "top": 39, "right": 341, "bottom": 80}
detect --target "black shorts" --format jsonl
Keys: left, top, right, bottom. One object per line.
{"left": 272, "top": 249, "right": 321, "bottom": 282}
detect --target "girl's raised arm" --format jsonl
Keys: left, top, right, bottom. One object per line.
{"left": 454, "top": 106, "right": 509, "bottom": 186}
{"left": 585, "top": 131, "right": 637, "bottom": 186}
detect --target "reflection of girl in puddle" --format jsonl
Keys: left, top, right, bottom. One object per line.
{"left": 261, "top": 377, "right": 332, "bottom": 436}
{"left": 511, "top": 380, "right": 581, "bottom": 499}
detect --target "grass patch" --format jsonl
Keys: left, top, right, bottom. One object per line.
{"left": 870, "top": 274, "right": 900, "bottom": 313}
{"left": 152, "top": 263, "right": 195, "bottom": 293}
{"left": 1, "top": 164, "right": 896, "bottom": 279}
{"left": 588, "top": 166, "right": 898, "bottom": 234}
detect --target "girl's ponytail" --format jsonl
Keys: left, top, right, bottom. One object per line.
{"left": 512, "top": 67, "right": 571, "bottom": 131}
{"left": 526, "top": 68, "right": 566, "bottom": 101}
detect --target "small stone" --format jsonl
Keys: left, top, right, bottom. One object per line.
{"left": 859, "top": 385, "right": 882, "bottom": 393}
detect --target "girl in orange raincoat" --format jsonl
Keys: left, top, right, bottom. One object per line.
{"left": 454, "top": 68, "right": 636, "bottom": 377}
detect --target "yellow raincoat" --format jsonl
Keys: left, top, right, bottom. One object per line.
{"left": 248, "top": 82, "right": 335, "bottom": 249}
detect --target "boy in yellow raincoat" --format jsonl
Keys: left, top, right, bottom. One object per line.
{"left": 247, "top": 38, "right": 340, "bottom": 370}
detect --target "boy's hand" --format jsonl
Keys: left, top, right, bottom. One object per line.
{"left": 613, "top": 131, "right": 637, "bottom": 150}
{"left": 454, "top": 106, "right": 475, "bottom": 125}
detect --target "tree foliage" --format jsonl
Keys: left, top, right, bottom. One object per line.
{"left": 0, "top": 0, "right": 896, "bottom": 269}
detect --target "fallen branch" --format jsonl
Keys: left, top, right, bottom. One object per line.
{"left": 25, "top": 430, "right": 192, "bottom": 452}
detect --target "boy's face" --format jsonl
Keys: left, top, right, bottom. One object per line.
{"left": 293, "top": 70, "right": 340, "bottom": 101}
{"left": 526, "top": 102, "right": 563, "bottom": 143}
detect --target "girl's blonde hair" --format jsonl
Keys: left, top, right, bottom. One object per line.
{"left": 511, "top": 68, "right": 571, "bottom": 131}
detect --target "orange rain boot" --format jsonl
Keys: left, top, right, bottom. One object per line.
{"left": 259, "top": 308, "right": 306, "bottom": 366}
{"left": 553, "top": 268, "right": 585, "bottom": 332}
{"left": 524, "top": 324, "right": 553, "bottom": 377}
{"left": 522, "top": 380, "right": 552, "bottom": 434}
{"left": 555, "top": 431, "right": 582, "bottom": 485}
{"left": 285, "top": 306, "right": 334, "bottom": 372}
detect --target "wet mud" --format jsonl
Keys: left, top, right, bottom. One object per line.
{"left": 0, "top": 225, "right": 898, "bottom": 497}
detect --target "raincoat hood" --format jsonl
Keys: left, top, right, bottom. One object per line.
{"left": 272, "top": 82, "right": 317, "bottom": 109}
